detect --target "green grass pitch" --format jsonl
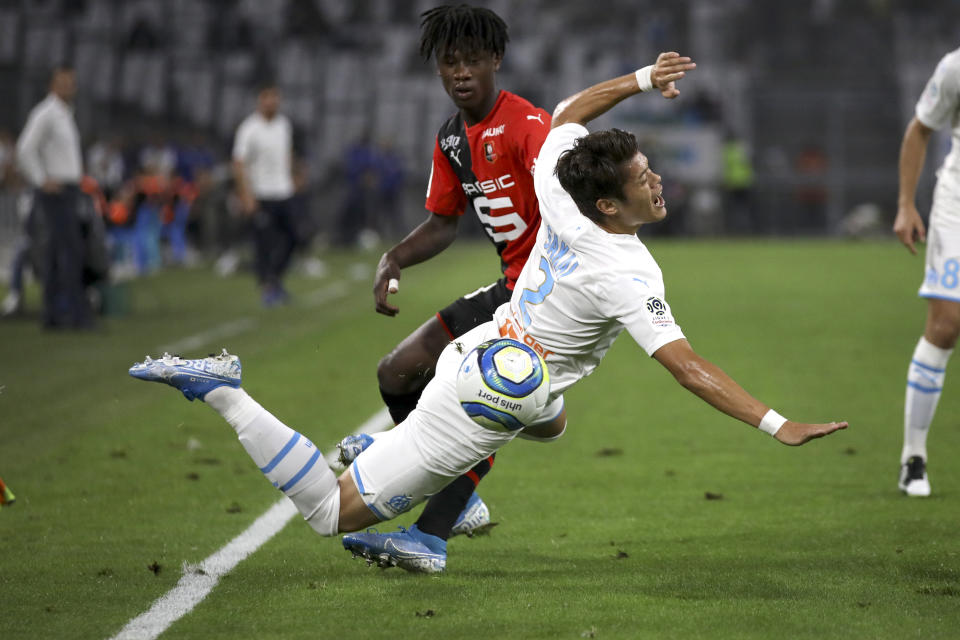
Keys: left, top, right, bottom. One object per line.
{"left": 1, "top": 239, "right": 958, "bottom": 639}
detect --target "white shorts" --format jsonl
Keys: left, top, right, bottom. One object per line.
{"left": 349, "top": 321, "right": 517, "bottom": 521}
{"left": 920, "top": 178, "right": 960, "bottom": 302}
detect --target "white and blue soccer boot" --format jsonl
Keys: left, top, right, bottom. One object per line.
{"left": 342, "top": 524, "right": 447, "bottom": 574}
{"left": 129, "top": 349, "right": 241, "bottom": 401}
{"left": 336, "top": 434, "right": 376, "bottom": 466}
{"left": 450, "top": 492, "right": 492, "bottom": 537}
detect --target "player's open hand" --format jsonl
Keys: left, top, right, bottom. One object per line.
{"left": 893, "top": 204, "right": 927, "bottom": 255}
{"left": 774, "top": 420, "right": 848, "bottom": 446}
{"left": 651, "top": 52, "right": 696, "bottom": 99}
{"left": 373, "top": 253, "right": 401, "bottom": 316}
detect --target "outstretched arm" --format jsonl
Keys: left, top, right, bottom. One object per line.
{"left": 551, "top": 52, "right": 696, "bottom": 129}
{"left": 373, "top": 212, "right": 459, "bottom": 316}
{"left": 893, "top": 117, "right": 934, "bottom": 255}
{"left": 653, "top": 339, "right": 848, "bottom": 446}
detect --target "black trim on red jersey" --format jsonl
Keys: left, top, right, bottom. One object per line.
{"left": 437, "top": 112, "right": 509, "bottom": 276}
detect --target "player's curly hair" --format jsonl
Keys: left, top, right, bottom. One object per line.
{"left": 419, "top": 4, "right": 508, "bottom": 61}
{"left": 555, "top": 129, "right": 641, "bottom": 222}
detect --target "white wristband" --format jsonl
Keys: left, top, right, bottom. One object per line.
{"left": 758, "top": 409, "right": 787, "bottom": 436}
{"left": 635, "top": 65, "right": 654, "bottom": 92}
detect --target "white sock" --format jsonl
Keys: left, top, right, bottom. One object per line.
{"left": 902, "top": 337, "right": 952, "bottom": 464}
{"left": 205, "top": 387, "right": 341, "bottom": 535}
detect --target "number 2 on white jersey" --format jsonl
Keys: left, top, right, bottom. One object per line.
{"left": 518, "top": 257, "right": 555, "bottom": 328}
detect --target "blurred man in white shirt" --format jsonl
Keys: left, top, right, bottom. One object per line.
{"left": 16, "top": 65, "right": 92, "bottom": 329}
{"left": 232, "top": 82, "right": 299, "bottom": 307}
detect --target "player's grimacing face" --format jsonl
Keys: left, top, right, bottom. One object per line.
{"left": 618, "top": 153, "right": 666, "bottom": 226}
{"left": 436, "top": 48, "right": 501, "bottom": 112}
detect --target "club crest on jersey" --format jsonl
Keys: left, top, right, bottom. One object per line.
{"left": 483, "top": 141, "right": 497, "bottom": 163}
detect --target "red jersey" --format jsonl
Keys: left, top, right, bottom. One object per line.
{"left": 425, "top": 90, "right": 551, "bottom": 288}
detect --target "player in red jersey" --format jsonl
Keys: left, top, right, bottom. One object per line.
{"left": 342, "top": 5, "right": 554, "bottom": 556}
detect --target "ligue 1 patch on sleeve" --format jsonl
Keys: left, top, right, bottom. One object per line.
{"left": 644, "top": 296, "right": 675, "bottom": 328}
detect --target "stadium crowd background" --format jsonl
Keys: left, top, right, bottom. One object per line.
{"left": 0, "top": 0, "right": 957, "bottom": 310}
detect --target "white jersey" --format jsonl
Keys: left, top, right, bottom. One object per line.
{"left": 493, "top": 123, "right": 685, "bottom": 399}
{"left": 16, "top": 94, "right": 83, "bottom": 187}
{"left": 917, "top": 47, "right": 960, "bottom": 194}
{"left": 232, "top": 112, "right": 294, "bottom": 200}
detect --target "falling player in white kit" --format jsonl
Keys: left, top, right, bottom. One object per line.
{"left": 129, "top": 52, "right": 847, "bottom": 575}
{"left": 893, "top": 46, "right": 960, "bottom": 496}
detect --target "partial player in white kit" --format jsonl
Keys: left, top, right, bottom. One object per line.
{"left": 128, "top": 52, "right": 847, "bottom": 575}
{"left": 893, "top": 46, "right": 960, "bottom": 496}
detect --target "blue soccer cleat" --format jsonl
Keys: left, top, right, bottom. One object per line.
{"left": 450, "top": 492, "right": 492, "bottom": 537}
{"left": 336, "top": 433, "right": 375, "bottom": 466}
{"left": 129, "top": 349, "right": 241, "bottom": 401}
{"left": 342, "top": 524, "right": 447, "bottom": 574}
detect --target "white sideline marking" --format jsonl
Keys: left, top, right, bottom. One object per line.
{"left": 158, "top": 318, "right": 258, "bottom": 355}
{"left": 157, "top": 281, "right": 349, "bottom": 355}
{"left": 110, "top": 406, "right": 394, "bottom": 640}
{"left": 302, "top": 281, "right": 349, "bottom": 307}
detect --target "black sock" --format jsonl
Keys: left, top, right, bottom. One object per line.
{"left": 378, "top": 387, "right": 422, "bottom": 425}
{"left": 416, "top": 455, "right": 495, "bottom": 540}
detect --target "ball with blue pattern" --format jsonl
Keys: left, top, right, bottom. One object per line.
{"left": 456, "top": 338, "right": 550, "bottom": 432}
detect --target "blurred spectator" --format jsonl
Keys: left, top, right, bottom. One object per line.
{"left": 139, "top": 132, "right": 176, "bottom": 179}
{"left": 375, "top": 138, "right": 408, "bottom": 240}
{"left": 1, "top": 195, "right": 34, "bottom": 317}
{"left": 721, "top": 134, "right": 757, "bottom": 233}
{"left": 336, "top": 134, "right": 391, "bottom": 247}
{"left": 175, "top": 130, "right": 216, "bottom": 185}
{"left": 15, "top": 65, "right": 94, "bottom": 329}
{"left": 794, "top": 145, "right": 829, "bottom": 232}
{"left": 86, "top": 135, "right": 125, "bottom": 198}
{"left": 232, "top": 81, "right": 300, "bottom": 306}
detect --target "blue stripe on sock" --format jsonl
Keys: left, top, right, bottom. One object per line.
{"left": 280, "top": 449, "right": 322, "bottom": 492}
{"left": 911, "top": 359, "right": 946, "bottom": 374}
{"left": 908, "top": 381, "right": 942, "bottom": 394}
{"left": 260, "top": 433, "right": 300, "bottom": 473}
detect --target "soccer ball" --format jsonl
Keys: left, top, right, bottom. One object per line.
{"left": 456, "top": 338, "right": 550, "bottom": 431}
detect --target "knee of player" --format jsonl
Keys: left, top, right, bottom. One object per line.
{"left": 376, "top": 353, "right": 399, "bottom": 385}
{"left": 926, "top": 317, "right": 960, "bottom": 349}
